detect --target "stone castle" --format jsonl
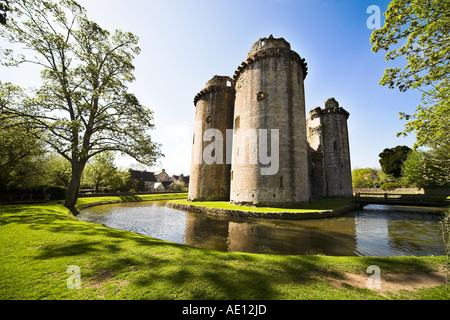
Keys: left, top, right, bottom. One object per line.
{"left": 188, "top": 35, "right": 352, "bottom": 207}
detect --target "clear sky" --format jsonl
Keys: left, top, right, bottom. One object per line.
{"left": 1, "top": 0, "right": 421, "bottom": 176}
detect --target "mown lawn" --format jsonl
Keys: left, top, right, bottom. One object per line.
{"left": 168, "top": 197, "right": 354, "bottom": 213}
{"left": 0, "top": 194, "right": 448, "bottom": 300}
{"left": 75, "top": 193, "right": 188, "bottom": 210}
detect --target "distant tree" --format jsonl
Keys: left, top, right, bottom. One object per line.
{"left": 84, "top": 152, "right": 117, "bottom": 193}
{"left": 0, "top": 0, "right": 162, "bottom": 209}
{"left": 352, "top": 168, "right": 378, "bottom": 188}
{"left": 43, "top": 154, "right": 72, "bottom": 187}
{"left": 379, "top": 145, "right": 411, "bottom": 178}
{"left": 402, "top": 147, "right": 450, "bottom": 188}
{"left": 171, "top": 181, "right": 185, "bottom": 192}
{"left": 0, "top": 82, "right": 47, "bottom": 190}
{"left": 83, "top": 152, "right": 132, "bottom": 193}
{"left": 402, "top": 150, "right": 428, "bottom": 187}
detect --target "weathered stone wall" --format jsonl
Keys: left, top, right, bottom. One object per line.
{"left": 230, "top": 35, "right": 310, "bottom": 206}
{"left": 321, "top": 99, "right": 353, "bottom": 197}
{"left": 307, "top": 98, "right": 352, "bottom": 198}
{"left": 353, "top": 188, "right": 450, "bottom": 196}
{"left": 188, "top": 76, "right": 235, "bottom": 201}
{"left": 167, "top": 201, "right": 360, "bottom": 220}
{"left": 154, "top": 169, "right": 170, "bottom": 182}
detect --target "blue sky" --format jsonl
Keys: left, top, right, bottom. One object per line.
{"left": 1, "top": 0, "right": 421, "bottom": 176}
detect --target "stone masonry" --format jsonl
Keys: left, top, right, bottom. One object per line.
{"left": 230, "top": 35, "right": 310, "bottom": 206}
{"left": 307, "top": 98, "right": 352, "bottom": 199}
{"left": 188, "top": 35, "right": 352, "bottom": 207}
{"left": 188, "top": 76, "right": 235, "bottom": 201}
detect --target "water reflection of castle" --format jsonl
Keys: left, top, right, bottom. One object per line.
{"left": 182, "top": 208, "right": 444, "bottom": 256}
{"left": 183, "top": 212, "right": 358, "bottom": 255}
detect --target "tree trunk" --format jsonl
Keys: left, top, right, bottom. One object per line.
{"left": 64, "top": 160, "right": 86, "bottom": 211}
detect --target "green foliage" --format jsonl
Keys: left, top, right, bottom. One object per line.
{"left": 45, "top": 186, "right": 67, "bottom": 201}
{"left": 84, "top": 152, "right": 118, "bottom": 192}
{"left": 0, "top": 0, "right": 162, "bottom": 207}
{"left": 42, "top": 154, "right": 72, "bottom": 188}
{"left": 402, "top": 147, "right": 450, "bottom": 188}
{"left": 136, "top": 180, "right": 147, "bottom": 192}
{"left": 371, "top": 0, "right": 450, "bottom": 189}
{"left": 379, "top": 145, "right": 411, "bottom": 178}
{"left": 171, "top": 181, "right": 185, "bottom": 192}
{"left": 370, "top": 0, "right": 450, "bottom": 151}
{"left": 352, "top": 168, "right": 378, "bottom": 188}
{"left": 0, "top": 82, "right": 48, "bottom": 190}
{"left": 370, "top": 0, "right": 449, "bottom": 93}
{"left": 379, "top": 182, "right": 400, "bottom": 191}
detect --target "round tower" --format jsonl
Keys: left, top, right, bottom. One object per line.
{"left": 188, "top": 75, "right": 235, "bottom": 201}
{"left": 230, "top": 35, "right": 310, "bottom": 206}
{"left": 320, "top": 98, "right": 352, "bottom": 197}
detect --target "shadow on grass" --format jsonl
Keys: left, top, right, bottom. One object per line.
{"left": 2, "top": 202, "right": 444, "bottom": 299}
{"left": 119, "top": 195, "right": 143, "bottom": 202}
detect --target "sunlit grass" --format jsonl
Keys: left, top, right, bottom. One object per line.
{"left": 75, "top": 193, "right": 188, "bottom": 210}
{"left": 0, "top": 194, "right": 447, "bottom": 300}
{"left": 168, "top": 197, "right": 354, "bottom": 213}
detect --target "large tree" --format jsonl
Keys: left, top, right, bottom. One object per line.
{"left": 0, "top": 0, "right": 161, "bottom": 209}
{"left": 370, "top": 0, "right": 449, "bottom": 149}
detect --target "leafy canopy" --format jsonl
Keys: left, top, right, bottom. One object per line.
{"left": 370, "top": 0, "right": 450, "bottom": 149}
{"left": 0, "top": 0, "right": 162, "bottom": 207}
{"left": 379, "top": 145, "right": 411, "bottom": 178}
{"left": 0, "top": 0, "right": 162, "bottom": 166}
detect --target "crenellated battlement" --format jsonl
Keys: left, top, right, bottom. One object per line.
{"left": 193, "top": 76, "right": 235, "bottom": 106}
{"left": 233, "top": 36, "right": 308, "bottom": 82}
{"left": 189, "top": 36, "right": 352, "bottom": 206}
{"left": 308, "top": 98, "right": 350, "bottom": 120}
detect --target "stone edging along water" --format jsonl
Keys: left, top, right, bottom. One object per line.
{"left": 166, "top": 201, "right": 361, "bottom": 220}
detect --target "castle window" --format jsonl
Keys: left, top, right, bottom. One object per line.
{"left": 193, "top": 134, "right": 195, "bottom": 144}
{"left": 227, "top": 80, "right": 232, "bottom": 87}
{"left": 257, "top": 92, "right": 265, "bottom": 101}
{"left": 261, "top": 40, "right": 265, "bottom": 46}
{"left": 280, "top": 177, "right": 283, "bottom": 188}
{"left": 234, "top": 116, "right": 240, "bottom": 130}
{"left": 334, "top": 141, "right": 337, "bottom": 150}
{"left": 206, "top": 115, "right": 212, "bottom": 123}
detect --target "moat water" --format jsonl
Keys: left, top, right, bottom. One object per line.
{"left": 77, "top": 201, "right": 446, "bottom": 256}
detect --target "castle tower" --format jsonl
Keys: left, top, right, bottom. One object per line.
{"left": 230, "top": 35, "right": 310, "bottom": 206}
{"left": 306, "top": 98, "right": 352, "bottom": 198}
{"left": 188, "top": 76, "right": 235, "bottom": 201}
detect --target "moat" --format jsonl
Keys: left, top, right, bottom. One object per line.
{"left": 78, "top": 200, "right": 445, "bottom": 256}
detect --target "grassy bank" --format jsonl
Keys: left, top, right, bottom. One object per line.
{"left": 75, "top": 193, "right": 188, "bottom": 211}
{"left": 168, "top": 197, "right": 354, "bottom": 213}
{"left": 0, "top": 194, "right": 448, "bottom": 300}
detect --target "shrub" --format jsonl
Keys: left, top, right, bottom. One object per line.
{"left": 171, "top": 182, "right": 185, "bottom": 192}
{"left": 45, "top": 186, "right": 66, "bottom": 200}
{"left": 379, "top": 182, "right": 400, "bottom": 190}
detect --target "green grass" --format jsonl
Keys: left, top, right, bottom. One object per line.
{"left": 0, "top": 194, "right": 448, "bottom": 300}
{"left": 75, "top": 193, "right": 188, "bottom": 210}
{"left": 169, "top": 197, "right": 354, "bottom": 213}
